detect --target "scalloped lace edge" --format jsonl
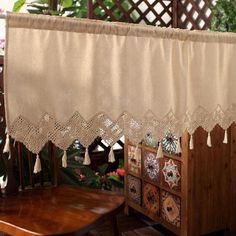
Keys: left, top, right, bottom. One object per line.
{"left": 7, "top": 104, "right": 236, "bottom": 154}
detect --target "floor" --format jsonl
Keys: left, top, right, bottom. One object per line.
{"left": 89, "top": 212, "right": 226, "bottom": 236}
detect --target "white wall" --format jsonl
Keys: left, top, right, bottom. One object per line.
{"left": 0, "top": 0, "right": 27, "bottom": 40}
{"left": 0, "top": 1, "right": 14, "bottom": 40}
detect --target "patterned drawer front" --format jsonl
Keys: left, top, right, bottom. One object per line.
{"left": 128, "top": 145, "right": 141, "bottom": 176}
{"left": 143, "top": 182, "right": 160, "bottom": 216}
{"left": 143, "top": 150, "right": 160, "bottom": 183}
{"left": 162, "top": 158, "right": 181, "bottom": 191}
{"left": 161, "top": 132, "right": 179, "bottom": 155}
{"left": 127, "top": 175, "right": 141, "bottom": 205}
{"left": 161, "top": 191, "right": 181, "bottom": 228}
{"left": 143, "top": 133, "right": 158, "bottom": 148}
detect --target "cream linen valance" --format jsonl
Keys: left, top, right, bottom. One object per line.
{"left": 4, "top": 13, "right": 236, "bottom": 156}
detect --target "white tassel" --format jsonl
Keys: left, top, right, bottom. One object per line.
{"left": 134, "top": 145, "right": 139, "bottom": 160}
{"left": 62, "top": 150, "right": 67, "bottom": 168}
{"left": 108, "top": 147, "right": 115, "bottom": 163}
{"left": 176, "top": 138, "right": 182, "bottom": 154}
{"left": 189, "top": 134, "right": 194, "bottom": 150}
{"left": 156, "top": 143, "right": 163, "bottom": 158}
{"left": 33, "top": 154, "right": 42, "bottom": 174}
{"left": 207, "top": 132, "right": 212, "bottom": 147}
{"left": 83, "top": 148, "right": 91, "bottom": 165}
{"left": 223, "top": 130, "right": 228, "bottom": 144}
{"left": 3, "top": 134, "right": 10, "bottom": 153}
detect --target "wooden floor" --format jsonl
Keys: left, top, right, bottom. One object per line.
{"left": 89, "top": 212, "right": 226, "bottom": 236}
{"left": 89, "top": 213, "right": 175, "bottom": 236}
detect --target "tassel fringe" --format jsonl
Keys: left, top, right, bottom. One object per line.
{"left": 223, "top": 130, "right": 228, "bottom": 144}
{"left": 83, "top": 148, "right": 91, "bottom": 165}
{"left": 207, "top": 132, "right": 212, "bottom": 147}
{"left": 189, "top": 135, "right": 194, "bottom": 150}
{"left": 156, "top": 143, "right": 163, "bottom": 158}
{"left": 3, "top": 134, "right": 10, "bottom": 153}
{"left": 176, "top": 138, "right": 182, "bottom": 154}
{"left": 33, "top": 154, "right": 42, "bottom": 174}
{"left": 108, "top": 147, "right": 115, "bottom": 163}
{"left": 62, "top": 150, "right": 67, "bottom": 168}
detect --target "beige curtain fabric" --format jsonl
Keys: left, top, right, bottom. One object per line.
{"left": 4, "top": 12, "right": 236, "bottom": 154}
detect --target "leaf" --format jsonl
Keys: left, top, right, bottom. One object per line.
{"left": 62, "top": 6, "right": 80, "bottom": 11}
{"left": 31, "top": 0, "right": 48, "bottom": 4}
{"left": 98, "top": 163, "right": 108, "bottom": 176}
{"left": 118, "top": 158, "right": 124, "bottom": 168}
{"left": 59, "top": 167, "right": 80, "bottom": 185}
{"left": 61, "top": 0, "right": 73, "bottom": 8}
{"left": 27, "top": 9, "right": 44, "bottom": 14}
{"left": 27, "top": 4, "right": 49, "bottom": 10}
{"left": 108, "top": 175, "right": 123, "bottom": 188}
{"left": 13, "top": 0, "right": 26, "bottom": 12}
{"left": 210, "top": 0, "right": 236, "bottom": 32}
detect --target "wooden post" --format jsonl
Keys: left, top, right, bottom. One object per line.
{"left": 49, "top": 142, "right": 58, "bottom": 187}
{"left": 180, "top": 132, "right": 190, "bottom": 236}
{"left": 172, "top": 0, "right": 178, "bottom": 28}
{"left": 230, "top": 124, "right": 236, "bottom": 234}
{"left": 87, "top": 0, "right": 93, "bottom": 19}
{"left": 48, "top": 0, "right": 58, "bottom": 11}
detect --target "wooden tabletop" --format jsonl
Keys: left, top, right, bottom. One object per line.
{"left": 0, "top": 185, "right": 125, "bottom": 236}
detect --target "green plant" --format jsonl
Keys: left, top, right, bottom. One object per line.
{"left": 13, "top": 0, "right": 88, "bottom": 17}
{"left": 75, "top": 159, "right": 125, "bottom": 190}
{"left": 13, "top": 0, "right": 131, "bottom": 19}
{"left": 211, "top": 0, "right": 236, "bottom": 32}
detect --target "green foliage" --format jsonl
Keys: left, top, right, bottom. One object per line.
{"left": 12, "top": 0, "right": 131, "bottom": 19}
{"left": 107, "top": 175, "right": 123, "bottom": 188}
{"left": 13, "top": 0, "right": 26, "bottom": 12}
{"left": 61, "top": 0, "right": 73, "bottom": 8}
{"left": 211, "top": 0, "right": 236, "bottom": 32}
{"left": 57, "top": 146, "right": 124, "bottom": 190}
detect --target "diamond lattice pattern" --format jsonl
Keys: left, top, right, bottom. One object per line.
{"left": 91, "top": 0, "right": 173, "bottom": 27}
{"left": 178, "top": 0, "right": 214, "bottom": 30}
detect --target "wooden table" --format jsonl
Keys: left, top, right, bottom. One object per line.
{"left": 0, "top": 185, "right": 124, "bottom": 235}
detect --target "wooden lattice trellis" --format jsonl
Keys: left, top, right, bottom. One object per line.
{"left": 88, "top": 0, "right": 173, "bottom": 27}
{"left": 87, "top": 0, "right": 215, "bottom": 30}
{"left": 177, "top": 0, "right": 214, "bottom": 30}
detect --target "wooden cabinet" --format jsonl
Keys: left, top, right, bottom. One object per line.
{"left": 124, "top": 125, "right": 236, "bottom": 236}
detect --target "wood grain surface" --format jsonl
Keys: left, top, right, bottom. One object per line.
{"left": 0, "top": 185, "right": 124, "bottom": 236}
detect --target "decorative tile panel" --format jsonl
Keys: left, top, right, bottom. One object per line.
{"left": 161, "top": 191, "right": 181, "bottom": 228}
{"left": 161, "top": 132, "right": 179, "bottom": 155}
{"left": 143, "top": 133, "right": 158, "bottom": 148}
{"left": 128, "top": 145, "right": 141, "bottom": 176}
{"left": 143, "top": 150, "right": 160, "bottom": 183}
{"left": 143, "top": 182, "right": 160, "bottom": 216}
{"left": 162, "top": 158, "right": 181, "bottom": 192}
{"left": 127, "top": 175, "right": 141, "bottom": 205}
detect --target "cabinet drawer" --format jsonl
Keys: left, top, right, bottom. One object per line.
{"left": 161, "top": 191, "right": 181, "bottom": 228}
{"left": 143, "top": 182, "right": 160, "bottom": 216}
{"left": 128, "top": 145, "right": 141, "bottom": 176}
{"left": 143, "top": 149, "right": 160, "bottom": 184}
{"left": 161, "top": 158, "right": 181, "bottom": 192}
{"left": 127, "top": 175, "right": 141, "bottom": 205}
